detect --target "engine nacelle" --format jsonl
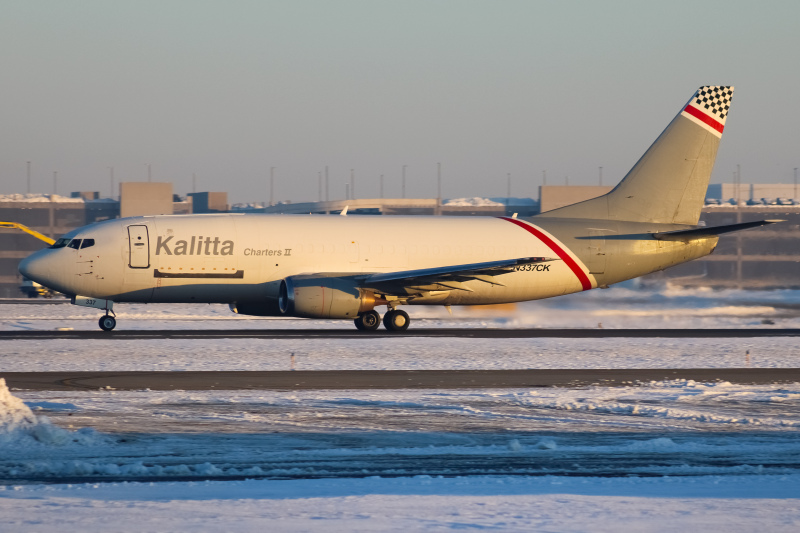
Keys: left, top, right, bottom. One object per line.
{"left": 278, "top": 276, "right": 378, "bottom": 319}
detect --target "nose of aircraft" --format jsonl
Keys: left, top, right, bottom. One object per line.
{"left": 19, "top": 250, "right": 61, "bottom": 290}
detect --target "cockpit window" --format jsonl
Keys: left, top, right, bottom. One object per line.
{"left": 49, "top": 238, "right": 70, "bottom": 249}
{"left": 68, "top": 239, "right": 82, "bottom": 250}
{"left": 80, "top": 239, "right": 95, "bottom": 249}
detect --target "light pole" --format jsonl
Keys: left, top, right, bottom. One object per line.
{"left": 270, "top": 167, "right": 275, "bottom": 206}
{"left": 437, "top": 162, "right": 441, "bottom": 209}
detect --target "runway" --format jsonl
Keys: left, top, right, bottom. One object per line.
{"left": 5, "top": 368, "right": 800, "bottom": 391}
{"left": 2, "top": 327, "right": 800, "bottom": 340}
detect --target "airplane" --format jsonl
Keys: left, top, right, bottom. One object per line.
{"left": 18, "top": 85, "right": 778, "bottom": 332}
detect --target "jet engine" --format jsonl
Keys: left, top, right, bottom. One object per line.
{"left": 278, "top": 275, "right": 380, "bottom": 319}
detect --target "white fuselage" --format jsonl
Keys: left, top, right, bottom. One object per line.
{"left": 19, "top": 211, "right": 719, "bottom": 323}
{"left": 22, "top": 214, "right": 599, "bottom": 307}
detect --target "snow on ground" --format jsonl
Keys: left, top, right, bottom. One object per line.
{"left": 2, "top": 287, "right": 800, "bottom": 530}
{"left": 2, "top": 475, "right": 800, "bottom": 532}
{"left": 4, "top": 335, "right": 798, "bottom": 372}
{"left": 3, "top": 285, "right": 800, "bottom": 372}
{"left": 3, "top": 380, "right": 800, "bottom": 481}
{"left": 2, "top": 377, "right": 800, "bottom": 530}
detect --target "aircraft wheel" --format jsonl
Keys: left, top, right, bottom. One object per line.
{"left": 383, "top": 309, "right": 410, "bottom": 332}
{"left": 99, "top": 315, "right": 116, "bottom": 331}
{"left": 355, "top": 310, "right": 381, "bottom": 331}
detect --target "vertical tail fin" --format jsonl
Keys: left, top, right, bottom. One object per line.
{"left": 541, "top": 86, "right": 734, "bottom": 225}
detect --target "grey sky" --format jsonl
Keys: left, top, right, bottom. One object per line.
{"left": 1, "top": 0, "right": 798, "bottom": 204}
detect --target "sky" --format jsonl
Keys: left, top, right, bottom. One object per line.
{"left": 1, "top": 0, "right": 798, "bottom": 205}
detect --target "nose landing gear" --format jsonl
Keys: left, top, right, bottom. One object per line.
{"left": 98, "top": 302, "right": 116, "bottom": 332}
{"left": 99, "top": 314, "right": 117, "bottom": 331}
{"left": 72, "top": 296, "right": 117, "bottom": 331}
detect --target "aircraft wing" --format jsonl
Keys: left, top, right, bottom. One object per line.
{"left": 360, "top": 256, "right": 558, "bottom": 294}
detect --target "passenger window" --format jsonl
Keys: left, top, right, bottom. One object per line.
{"left": 49, "top": 238, "right": 70, "bottom": 249}
{"left": 80, "top": 239, "right": 95, "bottom": 249}
{"left": 68, "top": 239, "right": 82, "bottom": 250}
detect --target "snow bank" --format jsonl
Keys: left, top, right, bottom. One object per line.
{"left": 0, "top": 379, "right": 102, "bottom": 446}
{"left": 0, "top": 378, "right": 38, "bottom": 437}
{"left": 0, "top": 194, "right": 84, "bottom": 203}
{"left": 443, "top": 197, "right": 504, "bottom": 206}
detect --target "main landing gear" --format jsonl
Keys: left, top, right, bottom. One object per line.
{"left": 353, "top": 308, "right": 411, "bottom": 332}
{"left": 383, "top": 309, "right": 410, "bottom": 332}
{"left": 354, "top": 310, "right": 381, "bottom": 331}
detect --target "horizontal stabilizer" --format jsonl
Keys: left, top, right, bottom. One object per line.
{"left": 652, "top": 220, "right": 782, "bottom": 241}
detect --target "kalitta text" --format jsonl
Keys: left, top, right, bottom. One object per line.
{"left": 156, "top": 236, "right": 234, "bottom": 256}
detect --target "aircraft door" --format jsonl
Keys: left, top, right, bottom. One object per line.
{"left": 127, "top": 225, "right": 150, "bottom": 268}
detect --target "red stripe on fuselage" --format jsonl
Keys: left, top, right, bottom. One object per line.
{"left": 682, "top": 104, "right": 724, "bottom": 133}
{"left": 500, "top": 217, "right": 593, "bottom": 291}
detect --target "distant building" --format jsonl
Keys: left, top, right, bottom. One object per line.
{"left": 70, "top": 191, "right": 99, "bottom": 201}
{"left": 188, "top": 192, "right": 228, "bottom": 214}
{"left": 120, "top": 182, "right": 173, "bottom": 217}
{"left": 245, "top": 198, "right": 538, "bottom": 217}
{"left": 706, "top": 183, "right": 800, "bottom": 204}
{"left": 539, "top": 186, "right": 614, "bottom": 213}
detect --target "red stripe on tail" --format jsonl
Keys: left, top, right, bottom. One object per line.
{"left": 500, "top": 217, "right": 593, "bottom": 291}
{"left": 682, "top": 104, "right": 724, "bottom": 133}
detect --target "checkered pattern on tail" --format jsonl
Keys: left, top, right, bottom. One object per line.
{"left": 690, "top": 86, "right": 733, "bottom": 122}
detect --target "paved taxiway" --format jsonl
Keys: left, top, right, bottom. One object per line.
{"left": 5, "top": 368, "right": 800, "bottom": 391}
{"left": 2, "top": 327, "right": 800, "bottom": 340}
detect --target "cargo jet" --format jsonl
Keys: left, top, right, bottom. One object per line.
{"left": 19, "top": 85, "right": 777, "bottom": 331}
